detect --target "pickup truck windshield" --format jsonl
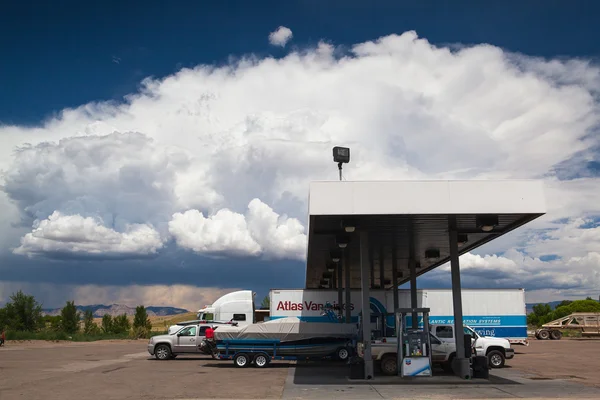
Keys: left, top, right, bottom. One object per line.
{"left": 465, "top": 327, "right": 479, "bottom": 338}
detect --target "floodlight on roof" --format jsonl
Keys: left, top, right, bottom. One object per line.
{"left": 332, "top": 146, "right": 350, "bottom": 181}
{"left": 476, "top": 215, "right": 499, "bottom": 232}
{"left": 336, "top": 234, "right": 350, "bottom": 249}
{"left": 330, "top": 249, "right": 342, "bottom": 262}
{"left": 425, "top": 249, "right": 440, "bottom": 259}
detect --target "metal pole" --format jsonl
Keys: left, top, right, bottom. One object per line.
{"left": 360, "top": 231, "right": 374, "bottom": 379}
{"left": 409, "top": 258, "right": 418, "bottom": 329}
{"left": 379, "top": 245, "right": 385, "bottom": 289}
{"left": 379, "top": 244, "right": 385, "bottom": 334}
{"left": 337, "top": 261, "right": 343, "bottom": 320}
{"left": 409, "top": 221, "right": 418, "bottom": 329}
{"left": 370, "top": 245, "right": 375, "bottom": 289}
{"left": 345, "top": 248, "right": 352, "bottom": 324}
{"left": 392, "top": 239, "right": 399, "bottom": 312}
{"left": 449, "top": 221, "right": 470, "bottom": 379}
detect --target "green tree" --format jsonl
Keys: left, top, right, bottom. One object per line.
{"left": 132, "top": 306, "right": 152, "bottom": 338}
{"left": 528, "top": 299, "right": 600, "bottom": 327}
{"left": 260, "top": 295, "right": 270, "bottom": 310}
{"left": 112, "top": 314, "right": 131, "bottom": 334}
{"left": 556, "top": 300, "right": 573, "bottom": 308}
{"left": 0, "top": 290, "right": 43, "bottom": 331}
{"left": 42, "top": 315, "right": 63, "bottom": 332}
{"left": 101, "top": 315, "right": 113, "bottom": 334}
{"left": 83, "top": 310, "right": 100, "bottom": 335}
{"left": 60, "top": 301, "right": 80, "bottom": 334}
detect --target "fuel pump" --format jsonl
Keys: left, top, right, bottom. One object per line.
{"left": 396, "top": 307, "right": 433, "bottom": 377}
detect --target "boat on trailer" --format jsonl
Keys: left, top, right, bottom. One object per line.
{"left": 214, "top": 317, "right": 358, "bottom": 367}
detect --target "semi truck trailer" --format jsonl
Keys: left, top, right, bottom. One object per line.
{"left": 186, "top": 288, "right": 528, "bottom": 345}
{"left": 269, "top": 288, "right": 528, "bottom": 345}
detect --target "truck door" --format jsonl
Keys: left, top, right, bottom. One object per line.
{"left": 434, "top": 326, "right": 454, "bottom": 344}
{"left": 174, "top": 326, "right": 198, "bottom": 353}
{"left": 429, "top": 333, "right": 448, "bottom": 363}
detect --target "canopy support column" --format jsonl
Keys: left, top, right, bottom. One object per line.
{"left": 409, "top": 222, "right": 418, "bottom": 329}
{"left": 345, "top": 248, "right": 352, "bottom": 323}
{"left": 449, "top": 220, "right": 470, "bottom": 379}
{"left": 360, "top": 231, "right": 374, "bottom": 379}
{"left": 392, "top": 239, "right": 399, "bottom": 312}
{"left": 337, "top": 260, "right": 343, "bottom": 320}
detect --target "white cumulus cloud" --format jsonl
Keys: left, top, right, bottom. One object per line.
{"left": 0, "top": 31, "right": 599, "bottom": 301}
{"left": 169, "top": 198, "right": 306, "bottom": 260}
{"left": 268, "top": 26, "right": 293, "bottom": 47}
{"left": 14, "top": 211, "right": 164, "bottom": 258}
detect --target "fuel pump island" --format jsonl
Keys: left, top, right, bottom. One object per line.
{"left": 396, "top": 308, "right": 432, "bottom": 377}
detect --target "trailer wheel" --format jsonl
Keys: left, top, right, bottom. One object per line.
{"left": 253, "top": 354, "right": 270, "bottom": 368}
{"left": 537, "top": 330, "right": 550, "bottom": 340}
{"left": 380, "top": 354, "right": 398, "bottom": 376}
{"left": 550, "top": 330, "right": 562, "bottom": 340}
{"left": 234, "top": 353, "right": 250, "bottom": 368}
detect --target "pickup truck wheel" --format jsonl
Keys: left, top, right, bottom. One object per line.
{"left": 234, "top": 353, "right": 250, "bottom": 368}
{"left": 488, "top": 350, "right": 505, "bottom": 368}
{"left": 380, "top": 355, "right": 398, "bottom": 376}
{"left": 441, "top": 354, "right": 454, "bottom": 373}
{"left": 336, "top": 347, "right": 350, "bottom": 361}
{"left": 154, "top": 344, "right": 171, "bottom": 360}
{"left": 550, "top": 330, "right": 562, "bottom": 340}
{"left": 537, "top": 330, "right": 550, "bottom": 340}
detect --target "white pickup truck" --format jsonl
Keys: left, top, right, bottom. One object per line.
{"left": 371, "top": 324, "right": 514, "bottom": 375}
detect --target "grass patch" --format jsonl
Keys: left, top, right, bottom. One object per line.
{"left": 150, "top": 312, "right": 197, "bottom": 331}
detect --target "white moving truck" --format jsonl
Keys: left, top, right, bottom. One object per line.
{"left": 269, "top": 288, "right": 528, "bottom": 345}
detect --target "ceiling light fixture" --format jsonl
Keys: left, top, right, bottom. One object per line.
{"left": 476, "top": 215, "right": 499, "bottom": 232}
{"left": 341, "top": 219, "right": 356, "bottom": 233}
{"left": 457, "top": 233, "right": 468, "bottom": 247}
{"left": 336, "top": 234, "right": 350, "bottom": 249}
{"left": 425, "top": 249, "right": 440, "bottom": 259}
{"left": 330, "top": 249, "right": 342, "bottom": 262}
{"left": 326, "top": 262, "right": 336, "bottom": 272}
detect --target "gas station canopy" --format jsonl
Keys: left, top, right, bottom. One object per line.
{"left": 305, "top": 180, "right": 546, "bottom": 289}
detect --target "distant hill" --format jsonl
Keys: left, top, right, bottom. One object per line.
{"left": 42, "top": 304, "right": 189, "bottom": 318}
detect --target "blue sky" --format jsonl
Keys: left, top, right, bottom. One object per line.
{"left": 1, "top": 1, "right": 599, "bottom": 309}
{"left": 2, "top": 1, "right": 599, "bottom": 124}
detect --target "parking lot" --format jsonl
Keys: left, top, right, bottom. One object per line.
{"left": 1, "top": 339, "right": 600, "bottom": 399}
